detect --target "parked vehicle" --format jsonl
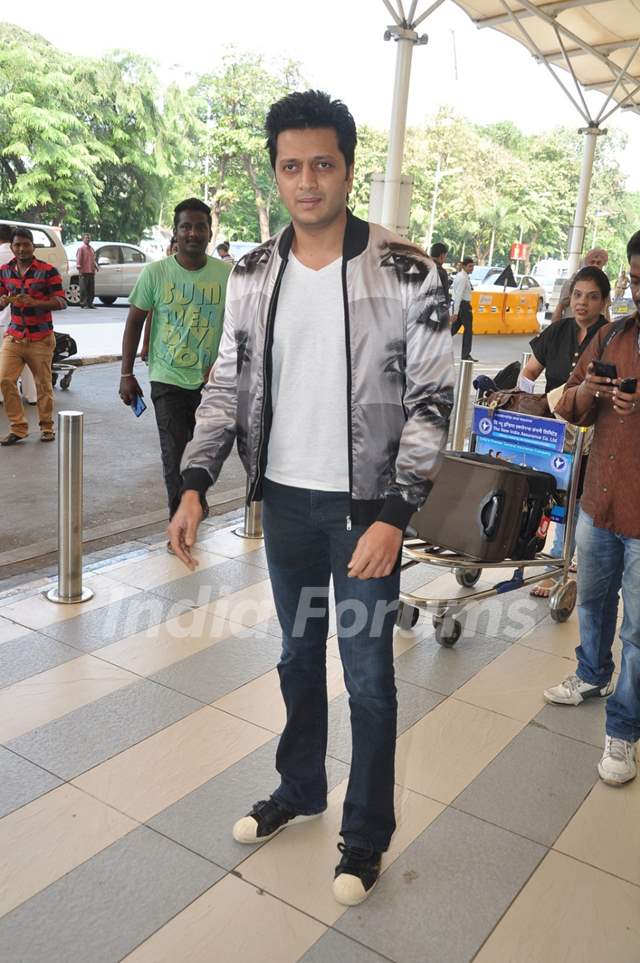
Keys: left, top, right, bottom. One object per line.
{"left": 0, "top": 219, "right": 69, "bottom": 286}
{"left": 229, "top": 240, "right": 260, "bottom": 261}
{"left": 473, "top": 267, "right": 545, "bottom": 313}
{"left": 470, "top": 265, "right": 502, "bottom": 285}
{"left": 532, "top": 258, "right": 569, "bottom": 309}
{"left": 64, "top": 241, "right": 149, "bottom": 305}
{"left": 611, "top": 285, "right": 635, "bottom": 321}
{"left": 545, "top": 267, "right": 573, "bottom": 320}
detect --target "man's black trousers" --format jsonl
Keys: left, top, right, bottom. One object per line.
{"left": 79, "top": 273, "right": 95, "bottom": 307}
{"left": 452, "top": 300, "right": 474, "bottom": 359}
{"left": 150, "top": 381, "right": 202, "bottom": 518}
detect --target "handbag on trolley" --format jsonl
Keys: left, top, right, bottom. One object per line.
{"left": 410, "top": 452, "right": 556, "bottom": 563}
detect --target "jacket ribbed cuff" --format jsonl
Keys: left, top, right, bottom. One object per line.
{"left": 377, "top": 492, "right": 422, "bottom": 532}
{"left": 181, "top": 467, "right": 213, "bottom": 496}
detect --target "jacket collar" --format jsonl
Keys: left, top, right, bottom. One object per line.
{"left": 277, "top": 209, "right": 370, "bottom": 263}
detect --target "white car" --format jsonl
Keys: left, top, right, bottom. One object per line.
{"left": 532, "top": 258, "right": 569, "bottom": 308}
{"left": 473, "top": 267, "right": 545, "bottom": 312}
{"left": 0, "top": 219, "right": 69, "bottom": 287}
{"left": 65, "top": 241, "right": 149, "bottom": 305}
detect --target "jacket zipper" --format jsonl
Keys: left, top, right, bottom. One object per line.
{"left": 248, "top": 257, "right": 288, "bottom": 503}
{"left": 341, "top": 258, "right": 354, "bottom": 531}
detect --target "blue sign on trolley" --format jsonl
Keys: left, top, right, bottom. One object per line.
{"left": 473, "top": 406, "right": 572, "bottom": 490}
{"left": 473, "top": 407, "right": 566, "bottom": 452}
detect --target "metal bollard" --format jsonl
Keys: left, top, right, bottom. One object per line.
{"left": 233, "top": 477, "right": 263, "bottom": 540}
{"left": 46, "top": 411, "right": 94, "bottom": 604}
{"left": 521, "top": 351, "right": 532, "bottom": 371}
{"left": 450, "top": 358, "right": 475, "bottom": 451}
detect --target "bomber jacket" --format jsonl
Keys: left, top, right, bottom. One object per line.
{"left": 181, "top": 210, "right": 455, "bottom": 531}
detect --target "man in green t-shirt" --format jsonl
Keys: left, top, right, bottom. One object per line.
{"left": 119, "top": 198, "right": 231, "bottom": 521}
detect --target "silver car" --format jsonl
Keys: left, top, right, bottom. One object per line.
{"left": 65, "top": 241, "right": 149, "bottom": 305}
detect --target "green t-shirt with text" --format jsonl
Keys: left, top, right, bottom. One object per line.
{"left": 130, "top": 255, "right": 231, "bottom": 389}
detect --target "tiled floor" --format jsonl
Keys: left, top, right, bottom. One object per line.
{"left": 0, "top": 519, "right": 637, "bottom": 963}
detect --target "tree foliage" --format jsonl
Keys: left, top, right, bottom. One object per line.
{"left": 0, "top": 25, "right": 635, "bottom": 271}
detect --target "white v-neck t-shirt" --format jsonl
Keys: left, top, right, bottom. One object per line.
{"left": 265, "top": 252, "right": 350, "bottom": 492}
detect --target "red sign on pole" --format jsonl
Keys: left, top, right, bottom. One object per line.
{"left": 510, "top": 242, "right": 529, "bottom": 261}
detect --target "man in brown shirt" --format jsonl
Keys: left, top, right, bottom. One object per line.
{"left": 544, "top": 230, "right": 640, "bottom": 787}
{"left": 76, "top": 234, "right": 98, "bottom": 309}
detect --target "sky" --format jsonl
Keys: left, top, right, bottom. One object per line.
{"left": 4, "top": 0, "right": 640, "bottom": 190}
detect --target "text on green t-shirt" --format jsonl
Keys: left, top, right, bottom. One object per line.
{"left": 130, "top": 255, "right": 231, "bottom": 389}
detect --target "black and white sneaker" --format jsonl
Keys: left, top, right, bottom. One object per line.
{"left": 232, "top": 796, "right": 323, "bottom": 844}
{"left": 544, "top": 673, "right": 614, "bottom": 706}
{"left": 333, "top": 842, "right": 382, "bottom": 906}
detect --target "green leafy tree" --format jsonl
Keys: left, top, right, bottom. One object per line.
{"left": 0, "top": 25, "right": 114, "bottom": 227}
{"left": 186, "top": 50, "right": 302, "bottom": 242}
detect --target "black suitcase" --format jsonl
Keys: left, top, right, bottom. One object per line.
{"left": 410, "top": 452, "right": 556, "bottom": 562}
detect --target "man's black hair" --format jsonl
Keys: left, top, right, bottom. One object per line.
{"left": 173, "top": 198, "right": 212, "bottom": 230}
{"left": 627, "top": 230, "right": 640, "bottom": 261}
{"left": 569, "top": 265, "right": 611, "bottom": 300}
{"left": 461, "top": 256, "right": 474, "bottom": 266}
{"left": 430, "top": 242, "right": 448, "bottom": 258}
{"left": 11, "top": 227, "right": 34, "bottom": 243}
{"left": 265, "top": 90, "right": 357, "bottom": 171}
{"left": 216, "top": 241, "right": 230, "bottom": 253}
{"left": 0, "top": 224, "right": 13, "bottom": 243}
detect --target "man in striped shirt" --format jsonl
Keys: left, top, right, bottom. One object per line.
{"left": 0, "top": 227, "right": 66, "bottom": 445}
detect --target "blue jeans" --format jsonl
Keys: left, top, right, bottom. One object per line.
{"left": 263, "top": 479, "right": 399, "bottom": 852}
{"left": 575, "top": 512, "right": 640, "bottom": 742}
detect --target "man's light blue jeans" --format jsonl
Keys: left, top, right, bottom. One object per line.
{"left": 575, "top": 512, "right": 640, "bottom": 743}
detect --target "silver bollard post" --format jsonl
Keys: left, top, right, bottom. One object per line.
{"left": 233, "top": 477, "right": 263, "bottom": 540}
{"left": 521, "top": 351, "right": 532, "bottom": 371}
{"left": 46, "top": 411, "right": 94, "bottom": 604}
{"left": 450, "top": 358, "right": 475, "bottom": 451}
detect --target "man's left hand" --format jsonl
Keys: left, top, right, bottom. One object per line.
{"left": 13, "top": 295, "right": 38, "bottom": 308}
{"left": 348, "top": 521, "right": 403, "bottom": 580}
{"left": 612, "top": 383, "right": 640, "bottom": 417}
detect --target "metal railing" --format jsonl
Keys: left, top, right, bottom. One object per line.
{"left": 46, "top": 411, "right": 93, "bottom": 604}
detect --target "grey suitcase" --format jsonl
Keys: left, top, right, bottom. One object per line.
{"left": 410, "top": 452, "right": 556, "bottom": 562}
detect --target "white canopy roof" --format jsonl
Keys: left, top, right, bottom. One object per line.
{"left": 450, "top": 0, "right": 640, "bottom": 123}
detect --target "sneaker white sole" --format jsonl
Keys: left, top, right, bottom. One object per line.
{"left": 333, "top": 873, "right": 378, "bottom": 907}
{"left": 232, "top": 810, "right": 324, "bottom": 844}
{"left": 597, "top": 763, "right": 637, "bottom": 786}
{"left": 543, "top": 683, "right": 614, "bottom": 706}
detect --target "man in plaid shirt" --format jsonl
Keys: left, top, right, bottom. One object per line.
{"left": 0, "top": 227, "right": 67, "bottom": 445}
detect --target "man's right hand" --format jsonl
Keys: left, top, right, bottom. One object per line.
{"left": 167, "top": 492, "right": 203, "bottom": 570}
{"left": 119, "top": 374, "right": 143, "bottom": 406}
{"left": 578, "top": 362, "right": 616, "bottom": 402}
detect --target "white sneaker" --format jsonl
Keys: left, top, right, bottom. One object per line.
{"left": 543, "top": 673, "right": 614, "bottom": 706}
{"left": 598, "top": 736, "right": 637, "bottom": 786}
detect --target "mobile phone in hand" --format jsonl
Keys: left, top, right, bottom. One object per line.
{"left": 592, "top": 360, "right": 617, "bottom": 379}
{"left": 132, "top": 393, "right": 147, "bottom": 417}
{"left": 619, "top": 377, "right": 638, "bottom": 394}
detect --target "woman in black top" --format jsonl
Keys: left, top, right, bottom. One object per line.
{"left": 521, "top": 266, "right": 610, "bottom": 596}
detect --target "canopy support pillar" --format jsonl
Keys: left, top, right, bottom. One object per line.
{"left": 567, "top": 125, "right": 606, "bottom": 275}
{"left": 381, "top": 26, "right": 419, "bottom": 232}
{"left": 379, "top": 0, "right": 441, "bottom": 233}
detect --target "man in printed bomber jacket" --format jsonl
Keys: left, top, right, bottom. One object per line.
{"left": 169, "top": 90, "right": 455, "bottom": 906}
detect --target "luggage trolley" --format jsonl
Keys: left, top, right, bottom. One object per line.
{"left": 51, "top": 332, "right": 78, "bottom": 391}
{"left": 397, "top": 406, "right": 585, "bottom": 647}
